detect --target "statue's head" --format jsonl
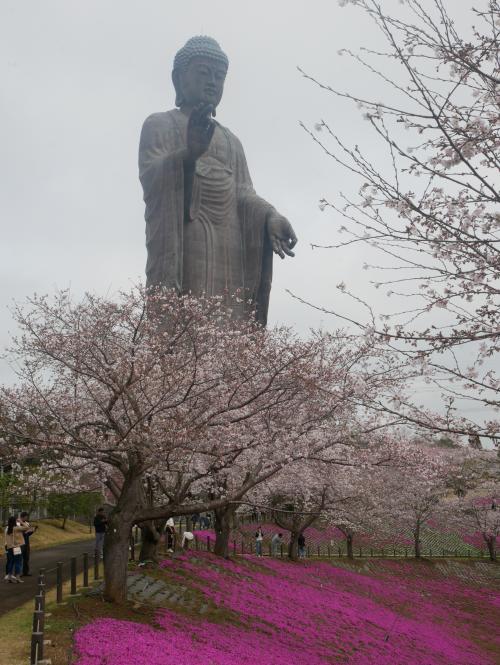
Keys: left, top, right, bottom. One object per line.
{"left": 172, "top": 36, "right": 229, "bottom": 113}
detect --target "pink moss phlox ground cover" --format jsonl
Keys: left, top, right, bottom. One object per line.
{"left": 462, "top": 530, "right": 488, "bottom": 549}
{"left": 74, "top": 554, "right": 499, "bottom": 664}
{"left": 193, "top": 523, "right": 467, "bottom": 550}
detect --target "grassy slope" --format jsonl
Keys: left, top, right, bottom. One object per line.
{"left": 29, "top": 518, "right": 93, "bottom": 551}
{"left": 42, "top": 555, "right": 500, "bottom": 665}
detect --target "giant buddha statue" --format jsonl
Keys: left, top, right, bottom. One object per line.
{"left": 139, "top": 36, "right": 297, "bottom": 324}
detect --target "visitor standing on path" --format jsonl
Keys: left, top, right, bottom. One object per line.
{"left": 93, "top": 508, "right": 108, "bottom": 559}
{"left": 255, "top": 527, "right": 264, "bottom": 557}
{"left": 4, "top": 516, "right": 31, "bottom": 583}
{"left": 165, "top": 518, "right": 176, "bottom": 553}
{"left": 271, "top": 533, "right": 283, "bottom": 557}
{"left": 19, "top": 512, "right": 37, "bottom": 576}
{"left": 298, "top": 533, "right": 306, "bottom": 559}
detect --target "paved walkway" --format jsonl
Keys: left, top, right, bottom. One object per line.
{"left": 0, "top": 538, "right": 95, "bottom": 616}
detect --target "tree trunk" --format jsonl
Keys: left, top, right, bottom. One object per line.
{"left": 414, "top": 522, "right": 421, "bottom": 559}
{"left": 61, "top": 515, "right": 67, "bottom": 530}
{"left": 346, "top": 533, "right": 354, "bottom": 560}
{"left": 103, "top": 472, "right": 143, "bottom": 604}
{"left": 139, "top": 521, "right": 161, "bottom": 562}
{"left": 288, "top": 531, "right": 299, "bottom": 561}
{"left": 214, "top": 505, "right": 234, "bottom": 558}
{"left": 486, "top": 536, "right": 497, "bottom": 562}
{"left": 103, "top": 517, "right": 132, "bottom": 604}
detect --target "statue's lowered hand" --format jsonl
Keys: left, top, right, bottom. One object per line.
{"left": 267, "top": 214, "right": 297, "bottom": 259}
{"left": 187, "top": 103, "right": 216, "bottom": 161}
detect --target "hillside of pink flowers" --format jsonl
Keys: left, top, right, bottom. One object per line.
{"left": 73, "top": 553, "right": 499, "bottom": 664}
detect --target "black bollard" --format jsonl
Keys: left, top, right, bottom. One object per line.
{"left": 70, "top": 556, "right": 77, "bottom": 595}
{"left": 56, "top": 561, "right": 63, "bottom": 603}
{"left": 35, "top": 593, "right": 45, "bottom": 612}
{"left": 32, "top": 609, "right": 44, "bottom": 634}
{"left": 83, "top": 552, "right": 89, "bottom": 587}
{"left": 30, "top": 631, "right": 44, "bottom": 665}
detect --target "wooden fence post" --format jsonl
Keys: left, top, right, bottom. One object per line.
{"left": 32, "top": 609, "right": 44, "bottom": 635}
{"left": 83, "top": 552, "right": 89, "bottom": 588}
{"left": 56, "top": 561, "right": 63, "bottom": 603}
{"left": 37, "top": 568, "right": 46, "bottom": 589}
{"left": 30, "top": 632, "right": 43, "bottom": 665}
{"left": 70, "top": 556, "right": 77, "bottom": 595}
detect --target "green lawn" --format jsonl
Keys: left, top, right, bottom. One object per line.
{"left": 29, "top": 518, "right": 93, "bottom": 551}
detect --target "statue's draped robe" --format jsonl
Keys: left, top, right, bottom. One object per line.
{"left": 139, "top": 109, "right": 274, "bottom": 324}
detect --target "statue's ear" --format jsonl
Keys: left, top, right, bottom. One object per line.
{"left": 172, "top": 69, "right": 183, "bottom": 107}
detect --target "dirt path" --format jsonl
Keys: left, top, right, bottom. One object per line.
{"left": 0, "top": 539, "right": 97, "bottom": 616}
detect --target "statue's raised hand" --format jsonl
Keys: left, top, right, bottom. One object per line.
{"left": 186, "top": 103, "right": 216, "bottom": 161}
{"left": 267, "top": 213, "right": 297, "bottom": 259}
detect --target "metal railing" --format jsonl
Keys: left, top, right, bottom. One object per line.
{"left": 187, "top": 533, "right": 489, "bottom": 560}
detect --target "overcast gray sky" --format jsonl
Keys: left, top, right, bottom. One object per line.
{"left": 1, "top": 1, "right": 483, "bottom": 422}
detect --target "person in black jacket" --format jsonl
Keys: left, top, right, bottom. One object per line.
{"left": 298, "top": 533, "right": 306, "bottom": 559}
{"left": 19, "top": 512, "right": 36, "bottom": 576}
{"left": 93, "top": 508, "right": 108, "bottom": 559}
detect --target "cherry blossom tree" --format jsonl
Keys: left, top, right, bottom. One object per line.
{"left": 451, "top": 482, "right": 499, "bottom": 560}
{"left": 315, "top": 432, "right": 413, "bottom": 558}
{"left": 371, "top": 444, "right": 451, "bottom": 557}
{"left": 300, "top": 0, "right": 500, "bottom": 441}
{"left": 263, "top": 463, "right": 328, "bottom": 561}
{"left": 326, "top": 477, "right": 379, "bottom": 560}
{"left": 0, "top": 286, "right": 393, "bottom": 600}
{"left": 254, "top": 430, "right": 405, "bottom": 560}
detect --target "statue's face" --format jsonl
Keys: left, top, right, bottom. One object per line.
{"left": 177, "top": 56, "right": 227, "bottom": 109}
